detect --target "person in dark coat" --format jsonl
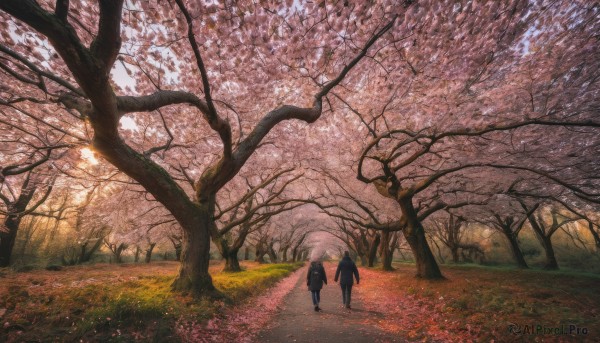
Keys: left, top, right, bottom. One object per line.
{"left": 307, "top": 261, "right": 327, "bottom": 311}
{"left": 334, "top": 251, "right": 360, "bottom": 309}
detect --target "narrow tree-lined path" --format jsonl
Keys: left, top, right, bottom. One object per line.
{"left": 258, "top": 263, "right": 399, "bottom": 342}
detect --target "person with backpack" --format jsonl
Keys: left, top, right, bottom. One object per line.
{"left": 334, "top": 251, "right": 360, "bottom": 309}
{"left": 307, "top": 260, "right": 327, "bottom": 311}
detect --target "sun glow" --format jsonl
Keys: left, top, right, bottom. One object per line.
{"left": 80, "top": 147, "right": 99, "bottom": 165}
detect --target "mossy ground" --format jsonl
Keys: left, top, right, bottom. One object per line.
{"left": 0, "top": 261, "right": 303, "bottom": 342}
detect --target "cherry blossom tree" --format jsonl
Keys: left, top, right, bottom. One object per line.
{"left": 314, "top": 168, "right": 484, "bottom": 273}
{"left": 0, "top": 159, "right": 57, "bottom": 266}
{"left": 329, "top": 0, "right": 599, "bottom": 279}
{"left": 0, "top": 91, "right": 74, "bottom": 266}
{"left": 0, "top": 0, "right": 410, "bottom": 296}
{"left": 508, "top": 186, "right": 596, "bottom": 270}
{"left": 377, "top": 230, "right": 399, "bottom": 270}
{"left": 428, "top": 212, "right": 485, "bottom": 264}
{"left": 289, "top": 229, "right": 312, "bottom": 263}
{"left": 277, "top": 219, "right": 313, "bottom": 263}
{"left": 60, "top": 185, "right": 109, "bottom": 265}
{"left": 212, "top": 168, "right": 311, "bottom": 271}
{"left": 523, "top": 204, "right": 580, "bottom": 270}
{"left": 1, "top": 0, "right": 599, "bottom": 293}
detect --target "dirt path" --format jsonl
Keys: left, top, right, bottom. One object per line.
{"left": 257, "top": 263, "right": 400, "bottom": 343}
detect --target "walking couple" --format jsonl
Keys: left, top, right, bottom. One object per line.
{"left": 306, "top": 251, "right": 360, "bottom": 312}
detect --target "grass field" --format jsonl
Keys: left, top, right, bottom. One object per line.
{"left": 2, "top": 260, "right": 598, "bottom": 342}
{"left": 0, "top": 261, "right": 303, "bottom": 342}
{"left": 356, "top": 262, "right": 600, "bottom": 342}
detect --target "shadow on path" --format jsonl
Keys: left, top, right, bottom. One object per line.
{"left": 257, "top": 263, "right": 400, "bottom": 343}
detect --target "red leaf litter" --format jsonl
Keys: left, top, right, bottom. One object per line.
{"left": 176, "top": 267, "right": 305, "bottom": 342}
{"left": 354, "top": 268, "right": 478, "bottom": 343}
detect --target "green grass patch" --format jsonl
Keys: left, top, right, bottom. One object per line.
{"left": 78, "top": 263, "right": 303, "bottom": 340}
{"left": 214, "top": 262, "right": 303, "bottom": 301}
{"left": 443, "top": 262, "right": 600, "bottom": 279}
{"left": 0, "top": 261, "right": 303, "bottom": 342}
{"left": 383, "top": 262, "right": 600, "bottom": 341}
{"left": 81, "top": 275, "right": 180, "bottom": 334}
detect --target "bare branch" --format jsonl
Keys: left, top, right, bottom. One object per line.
{"left": 54, "top": 0, "right": 69, "bottom": 23}
{"left": 174, "top": 0, "right": 232, "bottom": 159}
{"left": 90, "top": 0, "right": 124, "bottom": 73}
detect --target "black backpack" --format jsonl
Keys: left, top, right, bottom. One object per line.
{"left": 309, "top": 265, "right": 324, "bottom": 288}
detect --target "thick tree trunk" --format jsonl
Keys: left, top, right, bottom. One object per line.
{"left": 113, "top": 244, "right": 127, "bottom": 263}
{"left": 255, "top": 245, "right": 266, "bottom": 263}
{"left": 403, "top": 225, "right": 443, "bottom": 279}
{"left": 145, "top": 243, "right": 156, "bottom": 263}
{"left": 380, "top": 231, "right": 392, "bottom": 270}
{"left": 359, "top": 254, "right": 367, "bottom": 266}
{"left": 368, "top": 253, "right": 377, "bottom": 267}
{"left": 524, "top": 208, "right": 558, "bottom": 270}
{"left": 115, "top": 251, "right": 123, "bottom": 263}
{"left": 281, "top": 247, "right": 288, "bottom": 262}
{"left": 268, "top": 252, "right": 277, "bottom": 263}
{"left": 223, "top": 248, "right": 242, "bottom": 272}
{"left": 134, "top": 246, "right": 141, "bottom": 262}
{"left": 540, "top": 236, "right": 558, "bottom": 270}
{"left": 381, "top": 233, "right": 396, "bottom": 271}
{"left": 0, "top": 216, "right": 20, "bottom": 267}
{"left": 80, "top": 238, "right": 103, "bottom": 263}
{"left": 379, "top": 231, "right": 397, "bottom": 270}
{"left": 367, "top": 234, "right": 380, "bottom": 267}
{"left": 0, "top": 183, "right": 39, "bottom": 267}
{"left": 213, "top": 235, "right": 241, "bottom": 272}
{"left": 171, "top": 206, "right": 218, "bottom": 297}
{"left": 382, "top": 248, "right": 394, "bottom": 270}
{"left": 174, "top": 243, "right": 182, "bottom": 261}
{"left": 450, "top": 246, "right": 460, "bottom": 263}
{"left": 268, "top": 247, "right": 278, "bottom": 263}
{"left": 503, "top": 231, "right": 529, "bottom": 269}
{"left": 244, "top": 246, "right": 250, "bottom": 260}
{"left": 399, "top": 198, "right": 444, "bottom": 279}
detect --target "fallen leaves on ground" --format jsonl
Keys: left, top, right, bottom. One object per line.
{"left": 176, "top": 266, "right": 305, "bottom": 342}
{"left": 354, "top": 267, "right": 477, "bottom": 342}
{"left": 353, "top": 264, "right": 600, "bottom": 342}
